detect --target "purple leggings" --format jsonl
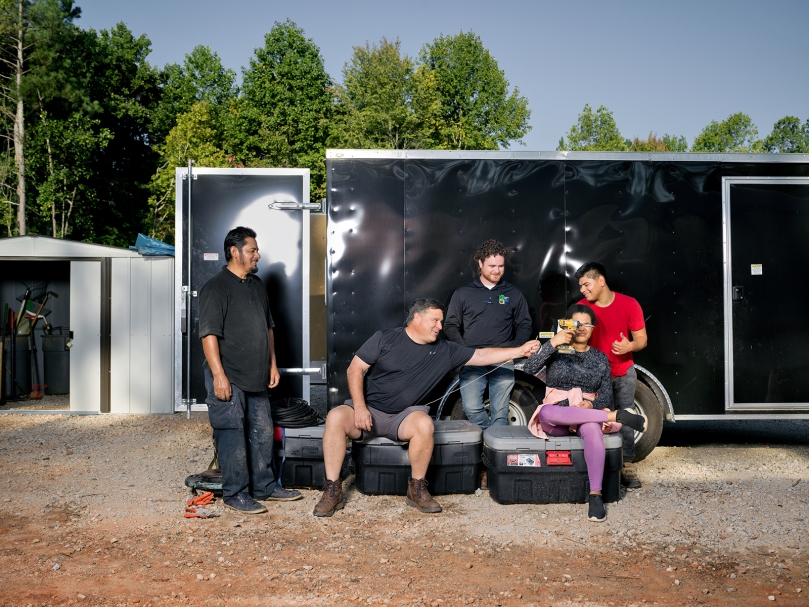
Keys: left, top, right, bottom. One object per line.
{"left": 538, "top": 405, "right": 609, "bottom": 492}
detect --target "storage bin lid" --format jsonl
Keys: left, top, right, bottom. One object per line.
{"left": 433, "top": 419, "right": 482, "bottom": 444}
{"left": 483, "top": 425, "right": 622, "bottom": 451}
{"left": 283, "top": 424, "right": 325, "bottom": 439}
{"left": 356, "top": 419, "right": 482, "bottom": 446}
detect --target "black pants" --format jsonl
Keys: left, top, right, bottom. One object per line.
{"left": 612, "top": 365, "right": 637, "bottom": 463}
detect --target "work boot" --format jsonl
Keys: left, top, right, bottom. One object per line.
{"left": 256, "top": 486, "right": 303, "bottom": 501}
{"left": 406, "top": 477, "right": 442, "bottom": 513}
{"left": 621, "top": 462, "right": 642, "bottom": 489}
{"left": 313, "top": 479, "right": 344, "bottom": 517}
{"left": 223, "top": 493, "right": 267, "bottom": 515}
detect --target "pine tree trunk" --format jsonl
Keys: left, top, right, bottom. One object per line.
{"left": 13, "top": 0, "right": 26, "bottom": 235}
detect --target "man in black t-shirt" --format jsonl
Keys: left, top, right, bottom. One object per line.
{"left": 313, "top": 298, "right": 539, "bottom": 517}
{"left": 199, "top": 226, "right": 301, "bottom": 515}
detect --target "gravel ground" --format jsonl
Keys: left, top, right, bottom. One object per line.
{"left": 0, "top": 399, "right": 807, "bottom": 606}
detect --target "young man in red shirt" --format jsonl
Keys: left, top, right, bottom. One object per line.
{"left": 576, "top": 262, "right": 648, "bottom": 489}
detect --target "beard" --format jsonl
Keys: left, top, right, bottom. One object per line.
{"left": 238, "top": 250, "right": 258, "bottom": 273}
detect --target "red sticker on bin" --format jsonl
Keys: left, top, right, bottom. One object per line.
{"left": 507, "top": 454, "right": 542, "bottom": 467}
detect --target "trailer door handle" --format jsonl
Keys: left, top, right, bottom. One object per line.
{"left": 732, "top": 286, "right": 744, "bottom": 301}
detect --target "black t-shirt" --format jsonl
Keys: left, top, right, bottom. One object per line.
{"left": 198, "top": 268, "right": 275, "bottom": 392}
{"left": 355, "top": 328, "right": 475, "bottom": 414}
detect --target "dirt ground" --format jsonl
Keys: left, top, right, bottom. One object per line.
{"left": 0, "top": 412, "right": 807, "bottom": 607}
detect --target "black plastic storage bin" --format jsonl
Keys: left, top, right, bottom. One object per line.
{"left": 274, "top": 424, "right": 352, "bottom": 489}
{"left": 352, "top": 419, "right": 482, "bottom": 496}
{"left": 483, "top": 425, "right": 622, "bottom": 504}
{"left": 41, "top": 334, "right": 70, "bottom": 395}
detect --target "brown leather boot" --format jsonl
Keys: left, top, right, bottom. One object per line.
{"left": 406, "top": 477, "right": 442, "bottom": 513}
{"left": 313, "top": 479, "right": 344, "bottom": 517}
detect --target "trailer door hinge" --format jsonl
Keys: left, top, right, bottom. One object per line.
{"left": 268, "top": 201, "right": 321, "bottom": 211}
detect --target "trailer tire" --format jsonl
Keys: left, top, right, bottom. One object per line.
{"left": 631, "top": 381, "right": 663, "bottom": 462}
{"left": 448, "top": 385, "right": 539, "bottom": 426}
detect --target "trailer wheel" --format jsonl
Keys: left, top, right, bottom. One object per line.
{"left": 448, "top": 386, "right": 539, "bottom": 426}
{"left": 631, "top": 381, "right": 664, "bottom": 462}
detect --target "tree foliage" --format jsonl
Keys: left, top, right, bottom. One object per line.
{"left": 558, "top": 104, "right": 628, "bottom": 151}
{"left": 762, "top": 115, "right": 809, "bottom": 153}
{"left": 418, "top": 31, "right": 530, "bottom": 150}
{"left": 331, "top": 38, "right": 439, "bottom": 149}
{"left": 147, "top": 101, "right": 230, "bottom": 243}
{"left": 151, "top": 45, "right": 236, "bottom": 144}
{"left": 629, "top": 132, "right": 688, "bottom": 152}
{"left": 691, "top": 112, "right": 762, "bottom": 153}
{"left": 230, "top": 20, "right": 332, "bottom": 201}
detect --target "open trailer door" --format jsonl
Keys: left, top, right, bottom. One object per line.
{"left": 723, "top": 177, "right": 809, "bottom": 410}
{"left": 174, "top": 168, "right": 317, "bottom": 414}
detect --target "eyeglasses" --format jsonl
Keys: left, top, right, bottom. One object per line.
{"left": 577, "top": 324, "right": 595, "bottom": 329}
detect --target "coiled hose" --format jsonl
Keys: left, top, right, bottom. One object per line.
{"left": 270, "top": 397, "right": 324, "bottom": 428}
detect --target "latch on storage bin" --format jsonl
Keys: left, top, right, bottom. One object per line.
{"left": 546, "top": 451, "right": 572, "bottom": 465}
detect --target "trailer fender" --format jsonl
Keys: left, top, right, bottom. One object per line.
{"left": 634, "top": 365, "right": 675, "bottom": 422}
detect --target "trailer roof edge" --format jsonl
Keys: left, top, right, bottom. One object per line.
{"left": 326, "top": 149, "right": 809, "bottom": 163}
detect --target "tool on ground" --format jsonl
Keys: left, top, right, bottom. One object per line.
{"left": 556, "top": 319, "right": 583, "bottom": 355}
{"left": 9, "top": 308, "right": 17, "bottom": 400}
{"left": 184, "top": 506, "right": 217, "bottom": 519}
{"left": 30, "top": 383, "right": 46, "bottom": 400}
{"left": 25, "top": 291, "right": 58, "bottom": 395}
{"left": 187, "top": 491, "right": 215, "bottom": 507}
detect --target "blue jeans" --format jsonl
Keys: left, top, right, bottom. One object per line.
{"left": 459, "top": 362, "right": 515, "bottom": 430}
{"left": 612, "top": 365, "right": 637, "bottom": 463}
{"left": 204, "top": 367, "right": 277, "bottom": 501}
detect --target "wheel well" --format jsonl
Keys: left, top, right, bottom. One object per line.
{"left": 634, "top": 364, "right": 674, "bottom": 421}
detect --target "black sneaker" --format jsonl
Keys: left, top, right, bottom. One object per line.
{"left": 587, "top": 494, "right": 606, "bottom": 522}
{"left": 223, "top": 493, "right": 268, "bottom": 515}
{"left": 256, "top": 486, "right": 303, "bottom": 501}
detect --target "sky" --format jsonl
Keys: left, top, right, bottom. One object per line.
{"left": 75, "top": 0, "right": 809, "bottom": 151}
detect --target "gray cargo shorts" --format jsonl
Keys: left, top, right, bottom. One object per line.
{"left": 341, "top": 400, "right": 430, "bottom": 442}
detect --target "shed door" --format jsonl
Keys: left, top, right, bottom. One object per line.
{"left": 724, "top": 178, "right": 809, "bottom": 409}
{"left": 70, "top": 260, "right": 100, "bottom": 412}
{"left": 178, "top": 170, "right": 312, "bottom": 410}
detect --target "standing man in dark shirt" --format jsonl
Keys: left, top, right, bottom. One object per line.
{"left": 313, "top": 298, "right": 538, "bottom": 517}
{"left": 576, "top": 261, "right": 648, "bottom": 489}
{"left": 444, "top": 240, "right": 533, "bottom": 430}
{"left": 198, "top": 226, "right": 301, "bottom": 514}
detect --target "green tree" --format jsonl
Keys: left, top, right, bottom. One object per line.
{"left": 629, "top": 132, "right": 688, "bottom": 152}
{"left": 762, "top": 115, "right": 809, "bottom": 153}
{"left": 151, "top": 45, "right": 237, "bottom": 144}
{"left": 230, "top": 20, "right": 333, "bottom": 201}
{"left": 32, "top": 108, "right": 111, "bottom": 238}
{"left": 558, "top": 104, "right": 628, "bottom": 151}
{"left": 691, "top": 112, "right": 762, "bottom": 153}
{"left": 331, "top": 38, "right": 439, "bottom": 149}
{"left": 147, "top": 101, "right": 230, "bottom": 242}
{"left": 418, "top": 31, "right": 530, "bottom": 149}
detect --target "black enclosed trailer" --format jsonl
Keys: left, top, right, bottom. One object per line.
{"left": 325, "top": 150, "right": 809, "bottom": 460}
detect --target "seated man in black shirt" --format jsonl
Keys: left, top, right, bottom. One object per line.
{"left": 313, "top": 298, "right": 538, "bottom": 517}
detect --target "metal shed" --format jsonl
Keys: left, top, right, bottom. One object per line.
{"left": 0, "top": 235, "right": 174, "bottom": 414}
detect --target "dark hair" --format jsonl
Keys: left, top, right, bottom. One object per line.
{"left": 472, "top": 239, "right": 508, "bottom": 274}
{"left": 224, "top": 226, "right": 257, "bottom": 261}
{"left": 565, "top": 303, "right": 597, "bottom": 326}
{"left": 405, "top": 298, "right": 444, "bottom": 326}
{"left": 574, "top": 261, "right": 607, "bottom": 282}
